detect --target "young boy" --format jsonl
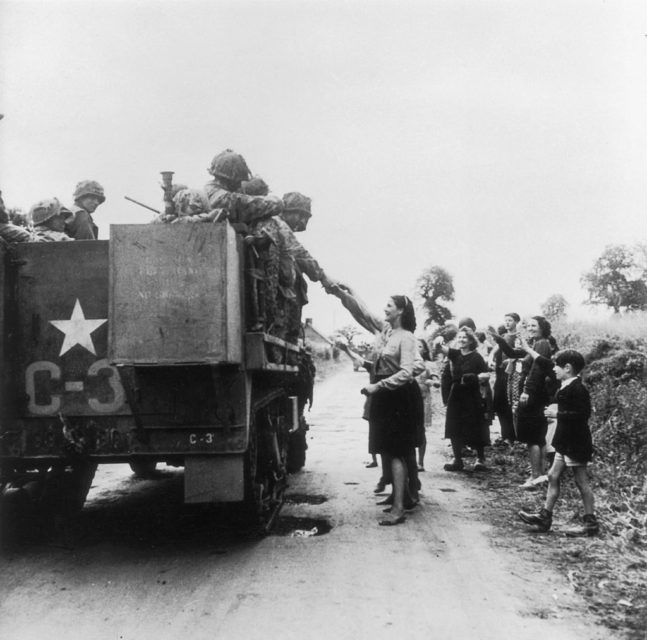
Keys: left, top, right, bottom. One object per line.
{"left": 516, "top": 346, "right": 599, "bottom": 536}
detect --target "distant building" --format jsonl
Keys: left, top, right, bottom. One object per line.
{"left": 303, "top": 318, "right": 335, "bottom": 359}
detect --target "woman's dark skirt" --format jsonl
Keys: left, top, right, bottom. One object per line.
{"left": 368, "top": 381, "right": 423, "bottom": 458}
{"left": 444, "top": 382, "right": 490, "bottom": 448}
{"left": 516, "top": 403, "right": 548, "bottom": 446}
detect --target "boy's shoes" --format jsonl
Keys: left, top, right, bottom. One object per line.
{"left": 518, "top": 507, "right": 552, "bottom": 532}
{"left": 519, "top": 475, "right": 548, "bottom": 491}
{"left": 473, "top": 460, "right": 487, "bottom": 471}
{"left": 564, "top": 514, "right": 600, "bottom": 537}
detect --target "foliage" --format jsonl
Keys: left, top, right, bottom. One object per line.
{"left": 540, "top": 293, "right": 568, "bottom": 321}
{"left": 8, "top": 208, "right": 29, "bottom": 228}
{"left": 581, "top": 244, "right": 647, "bottom": 313}
{"left": 335, "top": 324, "right": 362, "bottom": 345}
{"left": 414, "top": 265, "right": 455, "bottom": 329}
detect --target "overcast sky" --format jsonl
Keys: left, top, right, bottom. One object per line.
{"left": 2, "top": 0, "right": 647, "bottom": 335}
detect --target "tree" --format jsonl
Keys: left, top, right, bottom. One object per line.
{"left": 541, "top": 294, "right": 569, "bottom": 321}
{"left": 334, "top": 325, "right": 372, "bottom": 353}
{"left": 581, "top": 244, "right": 647, "bottom": 313}
{"left": 414, "top": 265, "right": 455, "bottom": 328}
{"left": 8, "top": 208, "right": 29, "bottom": 228}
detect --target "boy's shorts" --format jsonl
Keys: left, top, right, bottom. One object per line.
{"left": 554, "top": 452, "right": 587, "bottom": 468}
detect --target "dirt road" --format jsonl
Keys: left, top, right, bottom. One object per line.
{"left": 0, "top": 368, "right": 611, "bottom": 640}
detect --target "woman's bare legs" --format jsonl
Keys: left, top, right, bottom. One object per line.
{"left": 390, "top": 456, "right": 407, "bottom": 518}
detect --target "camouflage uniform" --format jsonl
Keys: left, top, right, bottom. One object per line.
{"left": 279, "top": 192, "right": 325, "bottom": 343}
{"left": 33, "top": 228, "right": 73, "bottom": 242}
{"left": 203, "top": 150, "right": 285, "bottom": 334}
{"left": 157, "top": 188, "right": 225, "bottom": 224}
{"left": 0, "top": 222, "right": 32, "bottom": 244}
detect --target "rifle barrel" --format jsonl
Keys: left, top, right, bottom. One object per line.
{"left": 124, "top": 196, "right": 160, "bottom": 214}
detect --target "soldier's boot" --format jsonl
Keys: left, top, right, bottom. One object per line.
{"left": 564, "top": 514, "right": 600, "bottom": 537}
{"left": 518, "top": 507, "right": 552, "bottom": 532}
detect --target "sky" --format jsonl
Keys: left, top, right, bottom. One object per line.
{"left": 1, "top": 0, "right": 647, "bottom": 337}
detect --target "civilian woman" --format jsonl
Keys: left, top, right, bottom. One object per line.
{"left": 489, "top": 316, "right": 556, "bottom": 488}
{"left": 434, "top": 327, "right": 490, "bottom": 471}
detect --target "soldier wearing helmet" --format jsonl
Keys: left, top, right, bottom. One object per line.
{"left": 204, "top": 150, "right": 281, "bottom": 231}
{"left": 246, "top": 188, "right": 342, "bottom": 341}
{"left": 66, "top": 180, "right": 106, "bottom": 240}
{"left": 280, "top": 192, "right": 312, "bottom": 233}
{"left": 30, "top": 198, "right": 73, "bottom": 242}
{"left": 278, "top": 192, "right": 315, "bottom": 342}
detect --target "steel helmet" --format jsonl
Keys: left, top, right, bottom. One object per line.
{"left": 240, "top": 176, "right": 269, "bottom": 196}
{"left": 207, "top": 149, "right": 251, "bottom": 187}
{"left": 73, "top": 180, "right": 106, "bottom": 204}
{"left": 282, "top": 192, "right": 312, "bottom": 218}
{"left": 30, "top": 198, "right": 63, "bottom": 226}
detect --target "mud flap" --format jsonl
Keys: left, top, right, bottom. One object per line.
{"left": 184, "top": 455, "right": 244, "bottom": 504}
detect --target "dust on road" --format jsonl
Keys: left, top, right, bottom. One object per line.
{"left": 0, "top": 368, "right": 612, "bottom": 640}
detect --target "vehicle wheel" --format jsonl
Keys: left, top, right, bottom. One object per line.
{"left": 239, "top": 397, "right": 288, "bottom": 533}
{"left": 129, "top": 461, "right": 158, "bottom": 478}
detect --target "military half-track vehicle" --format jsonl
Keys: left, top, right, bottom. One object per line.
{"left": 0, "top": 222, "right": 313, "bottom": 545}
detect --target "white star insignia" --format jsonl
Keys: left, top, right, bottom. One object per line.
{"left": 50, "top": 299, "right": 107, "bottom": 356}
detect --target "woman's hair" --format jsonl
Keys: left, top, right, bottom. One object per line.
{"left": 458, "top": 316, "right": 476, "bottom": 331}
{"left": 457, "top": 326, "right": 478, "bottom": 351}
{"left": 391, "top": 295, "right": 416, "bottom": 332}
{"left": 418, "top": 338, "right": 431, "bottom": 361}
{"left": 531, "top": 315, "right": 552, "bottom": 339}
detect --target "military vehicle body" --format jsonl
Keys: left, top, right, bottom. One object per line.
{"left": 0, "top": 223, "right": 310, "bottom": 543}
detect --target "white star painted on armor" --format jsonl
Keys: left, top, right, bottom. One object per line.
{"left": 50, "top": 299, "right": 107, "bottom": 356}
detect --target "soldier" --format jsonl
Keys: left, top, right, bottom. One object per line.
{"left": 247, "top": 191, "right": 340, "bottom": 341}
{"left": 204, "top": 149, "right": 282, "bottom": 232}
{"left": 0, "top": 191, "right": 32, "bottom": 244}
{"left": 30, "top": 198, "right": 73, "bottom": 242}
{"left": 66, "top": 180, "right": 105, "bottom": 240}
{"left": 279, "top": 192, "right": 315, "bottom": 343}
{"left": 169, "top": 188, "right": 224, "bottom": 223}
{"left": 204, "top": 149, "right": 341, "bottom": 340}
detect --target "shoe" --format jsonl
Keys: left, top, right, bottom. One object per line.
{"left": 376, "top": 495, "right": 393, "bottom": 506}
{"left": 365, "top": 461, "right": 378, "bottom": 468}
{"left": 417, "top": 465, "right": 425, "bottom": 472}
{"left": 565, "top": 514, "right": 599, "bottom": 537}
{"left": 373, "top": 481, "right": 387, "bottom": 494}
{"left": 518, "top": 507, "right": 552, "bottom": 532}
{"left": 378, "top": 515, "right": 406, "bottom": 526}
{"left": 519, "top": 479, "right": 538, "bottom": 491}
{"left": 473, "top": 460, "right": 487, "bottom": 471}
{"left": 531, "top": 474, "right": 548, "bottom": 485}
{"left": 443, "top": 461, "right": 464, "bottom": 472}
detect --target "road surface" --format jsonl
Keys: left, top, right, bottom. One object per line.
{"left": 0, "top": 368, "right": 609, "bottom": 640}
